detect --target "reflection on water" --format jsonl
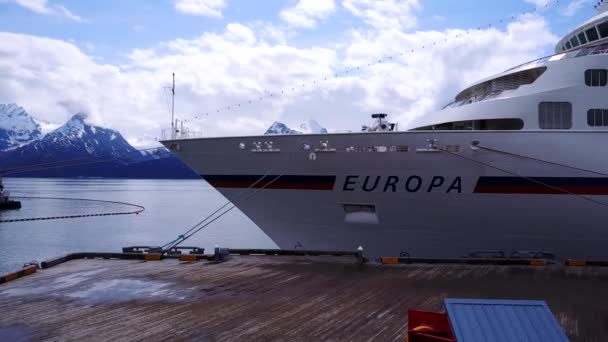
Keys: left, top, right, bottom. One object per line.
{"left": 0, "top": 178, "right": 276, "bottom": 274}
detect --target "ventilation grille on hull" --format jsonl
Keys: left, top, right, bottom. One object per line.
{"left": 392, "top": 145, "right": 409, "bottom": 152}
{"left": 444, "top": 145, "right": 461, "bottom": 152}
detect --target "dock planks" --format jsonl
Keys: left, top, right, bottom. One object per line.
{"left": 0, "top": 256, "right": 607, "bottom": 341}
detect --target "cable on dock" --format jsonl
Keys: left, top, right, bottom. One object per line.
{"left": 0, "top": 196, "right": 145, "bottom": 223}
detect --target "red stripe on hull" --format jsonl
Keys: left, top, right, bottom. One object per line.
{"left": 474, "top": 185, "right": 608, "bottom": 195}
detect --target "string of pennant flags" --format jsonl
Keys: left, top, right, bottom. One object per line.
{"left": 190, "top": 0, "right": 561, "bottom": 120}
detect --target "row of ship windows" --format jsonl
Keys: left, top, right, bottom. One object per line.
{"left": 534, "top": 70, "right": 606, "bottom": 128}
{"left": 444, "top": 68, "right": 607, "bottom": 110}
{"left": 415, "top": 103, "right": 608, "bottom": 130}
{"left": 585, "top": 69, "right": 607, "bottom": 86}
{"left": 561, "top": 20, "right": 608, "bottom": 51}
{"left": 539, "top": 102, "right": 608, "bottom": 129}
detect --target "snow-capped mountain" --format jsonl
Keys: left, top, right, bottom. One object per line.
{"left": 14, "top": 113, "right": 139, "bottom": 159}
{"left": 140, "top": 146, "right": 172, "bottom": 160}
{"left": 0, "top": 103, "right": 42, "bottom": 150}
{"left": 264, "top": 119, "right": 327, "bottom": 135}
{"left": 297, "top": 119, "right": 328, "bottom": 134}
{"left": 0, "top": 109, "right": 197, "bottom": 179}
{"left": 264, "top": 122, "right": 302, "bottom": 135}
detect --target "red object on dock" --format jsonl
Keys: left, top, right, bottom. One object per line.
{"left": 407, "top": 310, "right": 455, "bottom": 342}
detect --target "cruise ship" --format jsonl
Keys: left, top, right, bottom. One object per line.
{"left": 162, "top": 5, "right": 608, "bottom": 259}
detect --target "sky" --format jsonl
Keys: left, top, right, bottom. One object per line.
{"left": 0, "top": 0, "right": 600, "bottom": 147}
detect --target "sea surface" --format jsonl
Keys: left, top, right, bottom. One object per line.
{"left": 0, "top": 178, "right": 276, "bottom": 274}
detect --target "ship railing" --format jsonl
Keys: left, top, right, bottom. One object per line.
{"left": 160, "top": 128, "right": 204, "bottom": 141}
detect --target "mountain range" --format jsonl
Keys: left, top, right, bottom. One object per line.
{"left": 0, "top": 104, "right": 197, "bottom": 179}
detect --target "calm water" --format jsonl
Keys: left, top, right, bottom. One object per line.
{"left": 0, "top": 178, "right": 276, "bottom": 274}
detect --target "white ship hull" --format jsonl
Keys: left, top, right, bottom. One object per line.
{"left": 162, "top": 10, "right": 608, "bottom": 259}
{"left": 163, "top": 130, "right": 608, "bottom": 259}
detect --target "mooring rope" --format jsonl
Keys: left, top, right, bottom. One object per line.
{"left": 0, "top": 196, "right": 145, "bottom": 223}
{"left": 163, "top": 172, "right": 284, "bottom": 252}
{"left": 161, "top": 171, "right": 275, "bottom": 250}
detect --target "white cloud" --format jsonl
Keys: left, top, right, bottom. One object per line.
{"left": 562, "top": 0, "right": 592, "bottom": 16}
{"left": 53, "top": 4, "right": 83, "bottom": 22}
{"left": 12, "top": 0, "right": 83, "bottom": 22}
{"left": 341, "top": 14, "right": 557, "bottom": 128}
{"left": 0, "top": 23, "right": 336, "bottom": 146}
{"left": 14, "top": 0, "right": 48, "bottom": 13}
{"left": 342, "top": 0, "right": 421, "bottom": 31}
{"left": 36, "top": 119, "right": 61, "bottom": 135}
{"left": 526, "top": 0, "right": 592, "bottom": 16}
{"left": 0, "top": 13, "right": 558, "bottom": 148}
{"left": 523, "top": 0, "right": 551, "bottom": 7}
{"left": 280, "top": 0, "right": 336, "bottom": 28}
{"left": 174, "top": 0, "right": 226, "bottom": 18}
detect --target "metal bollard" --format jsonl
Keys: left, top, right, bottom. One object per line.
{"left": 147, "top": 246, "right": 164, "bottom": 254}
{"left": 214, "top": 245, "right": 230, "bottom": 263}
{"left": 356, "top": 246, "right": 366, "bottom": 265}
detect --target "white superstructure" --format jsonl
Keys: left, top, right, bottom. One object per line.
{"left": 162, "top": 8, "right": 608, "bottom": 259}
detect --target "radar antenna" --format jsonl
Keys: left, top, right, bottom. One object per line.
{"left": 362, "top": 113, "right": 397, "bottom": 132}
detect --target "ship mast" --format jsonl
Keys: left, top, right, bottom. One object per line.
{"left": 171, "top": 73, "right": 176, "bottom": 139}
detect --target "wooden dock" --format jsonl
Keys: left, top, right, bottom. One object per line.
{"left": 1, "top": 255, "right": 607, "bottom": 341}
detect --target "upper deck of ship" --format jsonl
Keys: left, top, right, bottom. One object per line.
{"left": 0, "top": 255, "right": 607, "bottom": 341}
{"left": 556, "top": 1, "right": 608, "bottom": 53}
